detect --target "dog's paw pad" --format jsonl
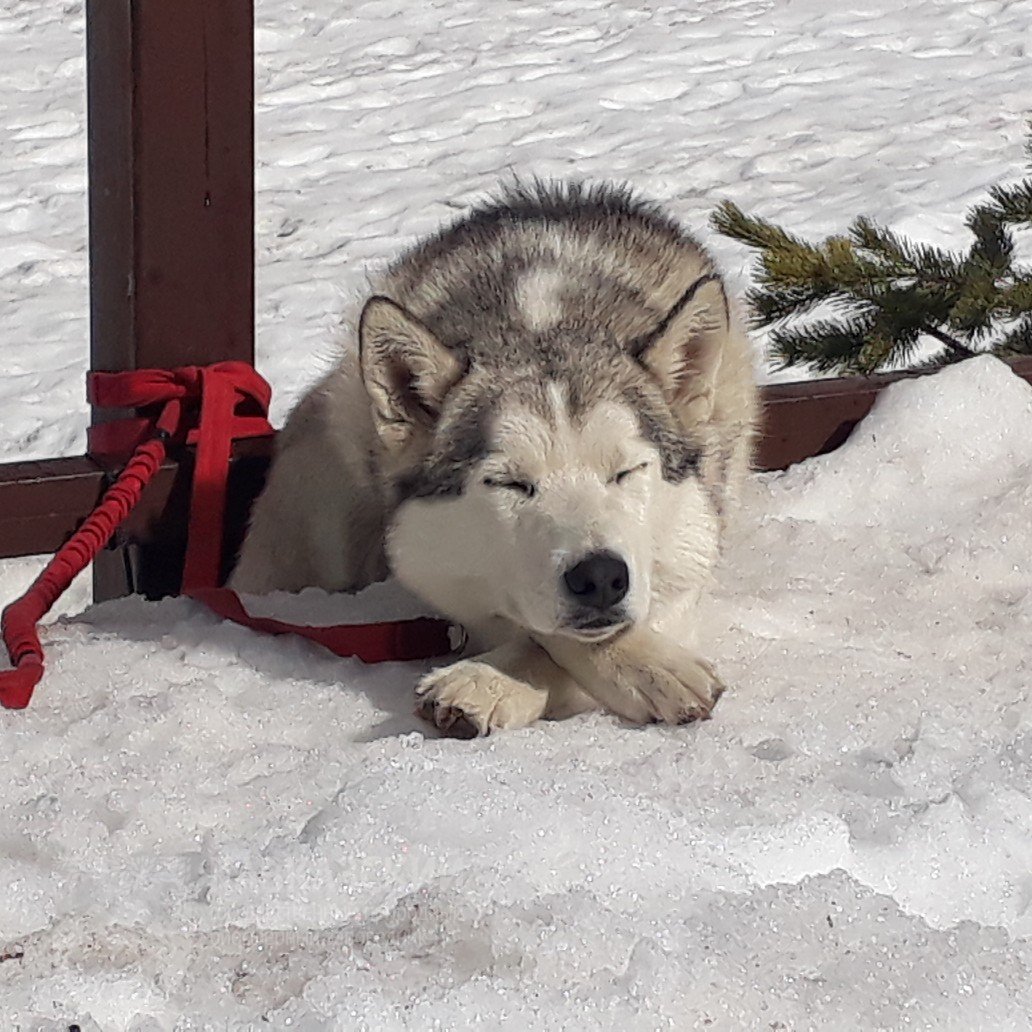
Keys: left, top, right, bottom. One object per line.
{"left": 415, "top": 660, "right": 545, "bottom": 737}
{"left": 642, "top": 656, "right": 728, "bottom": 726}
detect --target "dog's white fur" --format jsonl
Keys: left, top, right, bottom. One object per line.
{"left": 232, "top": 182, "right": 758, "bottom": 736}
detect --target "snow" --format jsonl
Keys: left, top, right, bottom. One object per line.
{"left": 241, "top": 581, "right": 436, "bottom": 626}
{"left": 2, "top": 356, "right": 1032, "bottom": 1029}
{"left": 4, "top": 0, "right": 1032, "bottom": 1027}
{"left": 2, "top": 0, "right": 1031, "bottom": 458}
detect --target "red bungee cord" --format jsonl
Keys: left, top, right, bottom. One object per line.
{"left": 0, "top": 363, "right": 452, "bottom": 710}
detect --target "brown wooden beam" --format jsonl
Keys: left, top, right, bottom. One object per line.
{"left": 85, "top": 0, "right": 255, "bottom": 597}
{"left": 756, "top": 356, "right": 1032, "bottom": 470}
{"left": 0, "top": 440, "right": 272, "bottom": 598}
{"left": 0, "top": 458, "right": 110, "bottom": 559}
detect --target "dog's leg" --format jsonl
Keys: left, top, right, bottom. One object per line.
{"left": 534, "top": 626, "right": 726, "bottom": 725}
{"left": 415, "top": 637, "right": 592, "bottom": 738}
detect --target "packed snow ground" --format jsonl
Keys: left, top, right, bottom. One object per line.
{"left": 2, "top": 356, "right": 1031, "bottom": 1030}
{"left": 2, "top": 0, "right": 1031, "bottom": 459}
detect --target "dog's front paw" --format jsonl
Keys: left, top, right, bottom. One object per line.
{"left": 631, "top": 653, "right": 726, "bottom": 725}
{"left": 415, "top": 660, "right": 547, "bottom": 738}
{"left": 535, "top": 632, "right": 728, "bottom": 727}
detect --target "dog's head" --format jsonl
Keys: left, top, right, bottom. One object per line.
{"left": 358, "top": 280, "right": 726, "bottom": 640}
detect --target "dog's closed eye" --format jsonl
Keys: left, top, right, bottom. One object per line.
{"left": 609, "top": 462, "right": 649, "bottom": 486}
{"left": 483, "top": 476, "right": 537, "bottom": 498}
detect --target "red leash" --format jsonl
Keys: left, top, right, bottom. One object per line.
{"left": 0, "top": 363, "right": 452, "bottom": 710}
{"left": 190, "top": 587, "right": 453, "bottom": 665}
{"left": 1, "top": 425, "right": 171, "bottom": 709}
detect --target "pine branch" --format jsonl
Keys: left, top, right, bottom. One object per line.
{"left": 921, "top": 325, "right": 977, "bottom": 359}
{"left": 995, "top": 314, "right": 1032, "bottom": 356}
{"left": 851, "top": 217, "right": 962, "bottom": 281}
{"left": 947, "top": 255, "right": 999, "bottom": 339}
{"left": 965, "top": 205, "right": 1015, "bottom": 269}
{"left": 1000, "top": 276, "right": 1032, "bottom": 317}
{"left": 711, "top": 124, "right": 1032, "bottom": 374}
{"left": 711, "top": 200, "right": 810, "bottom": 253}
{"left": 746, "top": 285, "right": 842, "bottom": 324}
{"left": 768, "top": 312, "right": 877, "bottom": 372}
{"left": 984, "top": 179, "right": 1032, "bottom": 226}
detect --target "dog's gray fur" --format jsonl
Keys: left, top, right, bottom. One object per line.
{"left": 232, "top": 181, "right": 758, "bottom": 734}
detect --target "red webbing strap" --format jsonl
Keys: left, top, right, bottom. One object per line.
{"left": 189, "top": 587, "right": 454, "bottom": 664}
{"left": 88, "top": 362, "right": 274, "bottom": 591}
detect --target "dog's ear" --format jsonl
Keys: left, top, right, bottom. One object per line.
{"left": 359, "top": 296, "right": 466, "bottom": 449}
{"left": 633, "top": 274, "right": 729, "bottom": 422}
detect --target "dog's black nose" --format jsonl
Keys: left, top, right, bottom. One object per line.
{"left": 563, "top": 551, "right": 629, "bottom": 611}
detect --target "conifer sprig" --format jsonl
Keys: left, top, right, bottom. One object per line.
{"left": 712, "top": 127, "right": 1032, "bottom": 374}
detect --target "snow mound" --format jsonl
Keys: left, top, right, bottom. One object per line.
{"left": 2, "top": 360, "right": 1031, "bottom": 1028}
{"left": 240, "top": 580, "right": 438, "bottom": 626}
{"left": 771, "top": 355, "right": 1032, "bottom": 524}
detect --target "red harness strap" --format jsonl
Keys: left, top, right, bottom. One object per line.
{"left": 190, "top": 587, "right": 453, "bottom": 664}
{"left": 1, "top": 363, "right": 452, "bottom": 710}
{"left": 87, "top": 362, "right": 274, "bottom": 591}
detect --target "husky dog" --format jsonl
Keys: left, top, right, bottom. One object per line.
{"left": 231, "top": 182, "right": 758, "bottom": 736}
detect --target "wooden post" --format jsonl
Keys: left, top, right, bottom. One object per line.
{"left": 85, "top": 0, "right": 255, "bottom": 599}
